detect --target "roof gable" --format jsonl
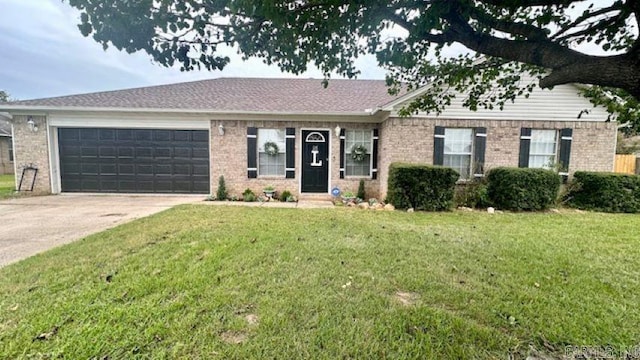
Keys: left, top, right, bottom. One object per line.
{"left": 383, "top": 79, "right": 610, "bottom": 122}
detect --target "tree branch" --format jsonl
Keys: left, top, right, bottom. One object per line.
{"left": 467, "top": 6, "right": 548, "bottom": 40}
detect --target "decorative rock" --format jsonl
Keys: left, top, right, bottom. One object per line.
{"left": 458, "top": 206, "right": 474, "bottom": 212}
{"left": 549, "top": 208, "right": 560, "bottom": 214}
{"left": 347, "top": 202, "right": 356, "bottom": 207}
{"left": 384, "top": 204, "right": 395, "bottom": 211}
{"left": 358, "top": 202, "right": 369, "bottom": 210}
{"left": 487, "top": 207, "right": 495, "bottom": 214}
{"left": 407, "top": 208, "right": 414, "bottom": 213}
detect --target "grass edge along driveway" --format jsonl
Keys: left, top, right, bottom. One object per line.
{"left": 1, "top": 205, "right": 639, "bottom": 359}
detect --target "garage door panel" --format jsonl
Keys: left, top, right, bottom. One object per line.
{"left": 81, "top": 163, "right": 99, "bottom": 175}
{"left": 100, "top": 164, "right": 117, "bottom": 175}
{"left": 59, "top": 128, "right": 80, "bottom": 141}
{"left": 193, "top": 164, "right": 209, "bottom": 176}
{"left": 154, "top": 130, "right": 172, "bottom": 141}
{"left": 81, "top": 147, "right": 98, "bottom": 158}
{"left": 137, "top": 164, "right": 154, "bottom": 175}
{"left": 192, "top": 131, "right": 209, "bottom": 142}
{"left": 136, "top": 147, "right": 153, "bottom": 158}
{"left": 117, "top": 129, "right": 134, "bottom": 141}
{"left": 192, "top": 148, "right": 209, "bottom": 159}
{"left": 154, "top": 147, "right": 172, "bottom": 158}
{"left": 99, "top": 129, "right": 115, "bottom": 141}
{"left": 59, "top": 128, "right": 209, "bottom": 193}
{"left": 80, "top": 128, "right": 99, "bottom": 140}
{"left": 156, "top": 164, "right": 172, "bottom": 175}
{"left": 118, "top": 164, "right": 135, "bottom": 176}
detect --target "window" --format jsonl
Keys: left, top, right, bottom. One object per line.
{"left": 8, "top": 138, "right": 13, "bottom": 162}
{"left": 443, "top": 128, "right": 473, "bottom": 179}
{"left": 258, "top": 129, "right": 285, "bottom": 176}
{"left": 529, "top": 130, "right": 557, "bottom": 169}
{"left": 345, "top": 130, "right": 372, "bottom": 176}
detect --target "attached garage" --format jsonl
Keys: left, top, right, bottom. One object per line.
{"left": 58, "top": 128, "right": 209, "bottom": 193}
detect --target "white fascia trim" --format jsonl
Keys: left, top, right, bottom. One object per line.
{"left": 50, "top": 117, "right": 210, "bottom": 130}
{"left": 1, "top": 105, "right": 377, "bottom": 117}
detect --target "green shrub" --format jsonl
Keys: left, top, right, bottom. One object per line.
{"left": 387, "top": 163, "right": 459, "bottom": 211}
{"left": 486, "top": 167, "right": 561, "bottom": 211}
{"left": 216, "top": 176, "right": 227, "bottom": 201}
{"left": 243, "top": 188, "right": 256, "bottom": 202}
{"left": 565, "top": 172, "right": 640, "bottom": 213}
{"left": 279, "top": 190, "right": 292, "bottom": 202}
{"left": 357, "top": 179, "right": 366, "bottom": 200}
{"left": 454, "top": 181, "right": 491, "bottom": 209}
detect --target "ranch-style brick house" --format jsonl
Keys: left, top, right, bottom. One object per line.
{"left": 0, "top": 77, "right": 616, "bottom": 199}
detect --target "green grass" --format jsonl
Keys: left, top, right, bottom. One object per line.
{"left": 1, "top": 206, "right": 639, "bottom": 359}
{"left": 0, "top": 174, "right": 16, "bottom": 199}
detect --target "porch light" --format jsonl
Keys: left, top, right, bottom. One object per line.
{"left": 334, "top": 125, "right": 341, "bottom": 137}
{"left": 218, "top": 123, "right": 225, "bottom": 136}
{"left": 27, "top": 116, "right": 38, "bottom": 133}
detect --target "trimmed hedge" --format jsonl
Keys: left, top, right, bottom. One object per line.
{"left": 387, "top": 163, "right": 459, "bottom": 211}
{"left": 566, "top": 171, "right": 640, "bottom": 213}
{"left": 486, "top": 167, "right": 561, "bottom": 211}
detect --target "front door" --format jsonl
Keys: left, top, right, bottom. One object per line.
{"left": 301, "top": 130, "right": 329, "bottom": 193}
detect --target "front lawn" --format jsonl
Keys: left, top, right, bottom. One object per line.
{"left": 0, "top": 174, "right": 16, "bottom": 199}
{"left": 1, "top": 206, "right": 639, "bottom": 359}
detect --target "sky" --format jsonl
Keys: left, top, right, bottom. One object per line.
{"left": 0, "top": 0, "right": 387, "bottom": 101}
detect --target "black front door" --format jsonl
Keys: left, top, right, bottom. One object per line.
{"left": 301, "top": 130, "right": 329, "bottom": 193}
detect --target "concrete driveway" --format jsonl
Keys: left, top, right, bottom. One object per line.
{"left": 0, "top": 194, "right": 201, "bottom": 267}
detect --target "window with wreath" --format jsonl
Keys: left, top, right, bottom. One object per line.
{"left": 258, "top": 129, "right": 286, "bottom": 176}
{"left": 345, "top": 130, "right": 372, "bottom": 176}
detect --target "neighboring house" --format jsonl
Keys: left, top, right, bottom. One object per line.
{"left": 0, "top": 77, "right": 616, "bottom": 198}
{"left": 0, "top": 120, "right": 13, "bottom": 175}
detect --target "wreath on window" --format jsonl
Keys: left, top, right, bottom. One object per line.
{"left": 263, "top": 141, "right": 280, "bottom": 156}
{"left": 350, "top": 144, "right": 368, "bottom": 162}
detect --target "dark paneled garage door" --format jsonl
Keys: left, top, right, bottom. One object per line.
{"left": 58, "top": 128, "right": 210, "bottom": 193}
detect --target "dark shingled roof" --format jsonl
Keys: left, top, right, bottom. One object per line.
{"left": 8, "top": 78, "right": 396, "bottom": 113}
{"left": 0, "top": 120, "right": 11, "bottom": 137}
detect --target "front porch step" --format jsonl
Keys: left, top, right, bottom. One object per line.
{"left": 298, "top": 193, "right": 334, "bottom": 201}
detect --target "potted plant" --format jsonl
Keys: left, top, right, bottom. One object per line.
{"left": 263, "top": 185, "right": 276, "bottom": 199}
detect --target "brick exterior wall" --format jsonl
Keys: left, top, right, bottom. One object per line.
{"left": 210, "top": 120, "right": 381, "bottom": 199}
{"left": 5, "top": 114, "right": 615, "bottom": 199}
{"left": 0, "top": 137, "right": 14, "bottom": 175}
{"left": 378, "top": 118, "right": 616, "bottom": 198}
{"left": 11, "top": 115, "right": 51, "bottom": 194}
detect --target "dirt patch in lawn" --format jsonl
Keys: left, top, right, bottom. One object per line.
{"left": 220, "top": 330, "right": 249, "bottom": 344}
{"left": 394, "top": 291, "right": 419, "bottom": 306}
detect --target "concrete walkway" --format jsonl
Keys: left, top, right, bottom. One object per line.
{"left": 0, "top": 195, "right": 335, "bottom": 267}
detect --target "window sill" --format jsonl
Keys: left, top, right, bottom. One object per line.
{"left": 344, "top": 176, "right": 373, "bottom": 180}
{"left": 256, "top": 176, "right": 289, "bottom": 180}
